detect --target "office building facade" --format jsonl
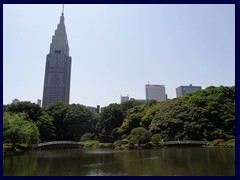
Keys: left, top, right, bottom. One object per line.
{"left": 145, "top": 84, "right": 167, "bottom": 102}
{"left": 42, "top": 10, "right": 72, "bottom": 107}
{"left": 121, "top": 95, "right": 129, "bottom": 103}
{"left": 37, "top": 99, "right": 42, "bottom": 107}
{"left": 12, "top": 99, "right": 20, "bottom": 104}
{"left": 176, "top": 84, "right": 202, "bottom": 97}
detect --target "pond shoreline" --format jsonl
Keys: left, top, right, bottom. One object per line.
{"left": 4, "top": 141, "right": 235, "bottom": 157}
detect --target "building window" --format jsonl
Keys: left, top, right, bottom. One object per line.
{"left": 55, "top": 50, "right": 61, "bottom": 54}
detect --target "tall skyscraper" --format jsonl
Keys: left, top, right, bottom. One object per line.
{"left": 176, "top": 84, "right": 202, "bottom": 97}
{"left": 145, "top": 84, "right": 167, "bottom": 102}
{"left": 42, "top": 7, "right": 71, "bottom": 107}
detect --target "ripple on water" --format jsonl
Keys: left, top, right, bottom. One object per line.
{"left": 141, "top": 156, "right": 159, "bottom": 160}
{"left": 83, "top": 149, "right": 126, "bottom": 154}
{"left": 82, "top": 161, "right": 121, "bottom": 168}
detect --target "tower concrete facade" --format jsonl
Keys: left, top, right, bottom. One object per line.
{"left": 176, "top": 84, "right": 202, "bottom": 97}
{"left": 145, "top": 84, "right": 167, "bottom": 102}
{"left": 42, "top": 11, "right": 71, "bottom": 107}
{"left": 121, "top": 95, "right": 129, "bottom": 103}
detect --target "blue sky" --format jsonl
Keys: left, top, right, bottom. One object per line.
{"left": 3, "top": 4, "right": 235, "bottom": 107}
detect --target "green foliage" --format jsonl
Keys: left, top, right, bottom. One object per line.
{"left": 3, "top": 144, "right": 23, "bottom": 156}
{"left": 43, "top": 102, "right": 95, "bottom": 141}
{"left": 113, "top": 140, "right": 122, "bottom": 149}
{"left": 43, "top": 102, "right": 69, "bottom": 140}
{"left": 227, "top": 139, "right": 235, "bottom": 147}
{"left": 148, "top": 86, "right": 235, "bottom": 141}
{"left": 145, "top": 99, "right": 158, "bottom": 108}
{"left": 113, "top": 140, "right": 128, "bottom": 150}
{"left": 3, "top": 112, "right": 40, "bottom": 147}
{"left": 186, "top": 86, "right": 235, "bottom": 140}
{"left": 118, "top": 105, "right": 145, "bottom": 136}
{"left": 81, "top": 133, "right": 95, "bottom": 142}
{"left": 148, "top": 96, "right": 189, "bottom": 141}
{"left": 83, "top": 140, "right": 100, "bottom": 148}
{"left": 4, "top": 101, "right": 52, "bottom": 142}
{"left": 127, "top": 127, "right": 152, "bottom": 145}
{"left": 141, "top": 103, "right": 162, "bottom": 129}
{"left": 64, "top": 104, "right": 93, "bottom": 141}
{"left": 120, "top": 100, "right": 142, "bottom": 116}
{"left": 151, "top": 134, "right": 162, "bottom": 143}
{"left": 3, "top": 85, "right": 234, "bottom": 149}
{"left": 210, "top": 138, "right": 235, "bottom": 147}
{"left": 37, "top": 112, "right": 55, "bottom": 142}
{"left": 6, "top": 101, "right": 42, "bottom": 122}
{"left": 99, "top": 143, "right": 113, "bottom": 149}
{"left": 99, "top": 103, "right": 125, "bottom": 142}
{"left": 3, "top": 144, "right": 13, "bottom": 152}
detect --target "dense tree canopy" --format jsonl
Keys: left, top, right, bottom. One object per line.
{"left": 3, "top": 112, "right": 40, "bottom": 148}
{"left": 64, "top": 104, "right": 93, "bottom": 141}
{"left": 148, "top": 86, "right": 235, "bottom": 141}
{"left": 127, "top": 127, "right": 152, "bottom": 145}
{"left": 3, "top": 86, "right": 235, "bottom": 146}
{"left": 5, "top": 101, "right": 42, "bottom": 122}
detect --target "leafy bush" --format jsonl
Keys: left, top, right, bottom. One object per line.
{"left": 151, "top": 134, "right": 162, "bottom": 144}
{"left": 83, "top": 140, "right": 100, "bottom": 148}
{"left": 113, "top": 140, "right": 129, "bottom": 150}
{"left": 80, "top": 133, "right": 95, "bottom": 142}
{"left": 3, "top": 144, "right": 13, "bottom": 152}
{"left": 127, "top": 127, "right": 152, "bottom": 145}
{"left": 227, "top": 140, "right": 235, "bottom": 147}
{"left": 99, "top": 143, "right": 113, "bottom": 149}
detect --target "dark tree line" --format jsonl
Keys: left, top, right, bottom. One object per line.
{"left": 3, "top": 86, "right": 235, "bottom": 145}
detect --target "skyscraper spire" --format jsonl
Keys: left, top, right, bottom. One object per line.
{"left": 42, "top": 8, "right": 71, "bottom": 107}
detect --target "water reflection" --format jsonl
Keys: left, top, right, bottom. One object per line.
{"left": 4, "top": 148, "right": 235, "bottom": 176}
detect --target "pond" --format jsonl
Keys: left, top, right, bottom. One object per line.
{"left": 3, "top": 147, "right": 235, "bottom": 176}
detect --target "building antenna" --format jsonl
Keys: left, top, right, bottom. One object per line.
{"left": 62, "top": 4, "right": 64, "bottom": 15}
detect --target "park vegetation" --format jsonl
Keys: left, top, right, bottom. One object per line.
{"left": 3, "top": 86, "right": 235, "bottom": 154}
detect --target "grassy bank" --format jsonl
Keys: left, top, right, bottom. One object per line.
{"left": 3, "top": 143, "right": 30, "bottom": 156}
{"left": 209, "top": 139, "right": 235, "bottom": 148}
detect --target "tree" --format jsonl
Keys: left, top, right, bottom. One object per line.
{"left": 64, "top": 104, "right": 93, "bottom": 141}
{"left": 99, "top": 104, "right": 125, "bottom": 142}
{"left": 3, "top": 112, "right": 40, "bottom": 149}
{"left": 80, "top": 133, "right": 95, "bottom": 142}
{"left": 118, "top": 105, "right": 145, "bottom": 136}
{"left": 37, "top": 112, "right": 55, "bottom": 142}
{"left": 6, "top": 101, "right": 42, "bottom": 122}
{"left": 151, "top": 134, "right": 162, "bottom": 144}
{"left": 120, "top": 100, "right": 142, "bottom": 116}
{"left": 43, "top": 102, "right": 69, "bottom": 140}
{"left": 127, "top": 127, "right": 152, "bottom": 145}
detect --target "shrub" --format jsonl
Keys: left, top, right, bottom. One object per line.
{"left": 80, "top": 133, "right": 95, "bottom": 142}
{"left": 99, "top": 143, "right": 113, "bottom": 149}
{"left": 83, "top": 140, "right": 100, "bottom": 148}
{"left": 3, "top": 144, "right": 13, "bottom": 152}
{"left": 151, "top": 134, "right": 162, "bottom": 144}
{"left": 121, "top": 134, "right": 127, "bottom": 139}
{"left": 227, "top": 139, "right": 235, "bottom": 147}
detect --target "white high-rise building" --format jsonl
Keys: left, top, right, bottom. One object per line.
{"left": 145, "top": 84, "right": 167, "bottom": 102}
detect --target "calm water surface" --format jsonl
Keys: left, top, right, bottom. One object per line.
{"left": 4, "top": 147, "right": 235, "bottom": 176}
